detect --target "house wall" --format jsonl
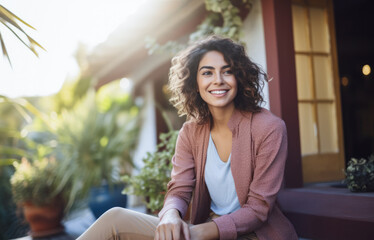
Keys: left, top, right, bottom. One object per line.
{"left": 242, "top": 0, "right": 269, "bottom": 110}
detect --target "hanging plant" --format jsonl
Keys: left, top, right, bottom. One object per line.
{"left": 145, "top": 0, "right": 252, "bottom": 55}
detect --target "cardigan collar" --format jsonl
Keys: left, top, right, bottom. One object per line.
{"left": 227, "top": 108, "right": 251, "bottom": 132}
{"left": 197, "top": 108, "right": 252, "bottom": 136}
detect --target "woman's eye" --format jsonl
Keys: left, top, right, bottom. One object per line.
{"left": 223, "top": 70, "right": 233, "bottom": 75}
{"left": 202, "top": 71, "right": 212, "bottom": 76}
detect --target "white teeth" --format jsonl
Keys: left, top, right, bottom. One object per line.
{"left": 210, "top": 90, "right": 227, "bottom": 94}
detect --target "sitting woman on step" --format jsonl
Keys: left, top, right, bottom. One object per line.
{"left": 77, "top": 35, "right": 298, "bottom": 240}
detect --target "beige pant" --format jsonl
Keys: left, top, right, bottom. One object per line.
{"left": 77, "top": 207, "right": 159, "bottom": 240}
{"left": 77, "top": 207, "right": 257, "bottom": 240}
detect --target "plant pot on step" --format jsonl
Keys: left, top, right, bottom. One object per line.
{"left": 23, "top": 200, "right": 64, "bottom": 238}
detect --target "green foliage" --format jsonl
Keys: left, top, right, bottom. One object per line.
{"left": 0, "top": 95, "right": 54, "bottom": 168}
{"left": 196, "top": 0, "right": 249, "bottom": 41}
{"left": 0, "top": 166, "right": 29, "bottom": 239}
{"left": 1, "top": 89, "right": 141, "bottom": 214}
{"left": 0, "top": 96, "right": 45, "bottom": 239}
{"left": 52, "top": 90, "right": 141, "bottom": 205}
{"left": 346, "top": 155, "right": 374, "bottom": 192}
{"left": 5, "top": 125, "right": 79, "bottom": 213}
{"left": 122, "top": 130, "right": 178, "bottom": 212}
{"left": 1, "top": 96, "right": 81, "bottom": 216}
{"left": 145, "top": 0, "right": 251, "bottom": 55}
{"left": 10, "top": 156, "right": 73, "bottom": 208}
{"left": 52, "top": 76, "right": 93, "bottom": 113}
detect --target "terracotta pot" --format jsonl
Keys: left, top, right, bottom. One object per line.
{"left": 23, "top": 200, "right": 64, "bottom": 237}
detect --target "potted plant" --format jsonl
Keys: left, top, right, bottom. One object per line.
{"left": 122, "top": 130, "right": 178, "bottom": 213}
{"left": 1, "top": 95, "right": 79, "bottom": 238}
{"left": 346, "top": 154, "right": 374, "bottom": 192}
{"left": 10, "top": 155, "right": 74, "bottom": 238}
{"left": 52, "top": 90, "right": 140, "bottom": 217}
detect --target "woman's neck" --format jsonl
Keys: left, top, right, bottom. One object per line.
{"left": 209, "top": 105, "right": 235, "bottom": 131}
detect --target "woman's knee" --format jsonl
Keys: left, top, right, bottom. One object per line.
{"left": 98, "top": 207, "right": 128, "bottom": 221}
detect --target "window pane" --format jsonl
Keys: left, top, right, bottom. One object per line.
{"left": 318, "top": 103, "right": 339, "bottom": 153}
{"left": 313, "top": 56, "right": 335, "bottom": 99}
{"left": 296, "top": 55, "right": 314, "bottom": 100}
{"left": 292, "top": 5, "right": 310, "bottom": 52}
{"left": 298, "top": 103, "right": 318, "bottom": 155}
{"left": 310, "top": 7, "right": 330, "bottom": 52}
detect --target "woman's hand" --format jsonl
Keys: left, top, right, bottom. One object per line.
{"left": 155, "top": 209, "right": 190, "bottom": 240}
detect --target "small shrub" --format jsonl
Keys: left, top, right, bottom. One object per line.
{"left": 122, "top": 130, "right": 178, "bottom": 212}
{"left": 346, "top": 155, "right": 374, "bottom": 192}
{"left": 10, "top": 156, "right": 73, "bottom": 209}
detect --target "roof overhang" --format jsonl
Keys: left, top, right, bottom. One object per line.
{"left": 86, "top": 0, "right": 206, "bottom": 89}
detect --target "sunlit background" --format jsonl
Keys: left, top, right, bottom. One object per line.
{"left": 0, "top": 0, "right": 146, "bottom": 97}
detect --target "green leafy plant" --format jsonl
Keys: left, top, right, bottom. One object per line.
{"left": 122, "top": 130, "right": 178, "bottom": 213}
{"left": 52, "top": 90, "right": 141, "bottom": 202}
{"left": 7, "top": 131, "right": 80, "bottom": 213}
{"left": 0, "top": 95, "right": 82, "bottom": 209}
{"left": 0, "top": 166, "right": 29, "bottom": 239}
{"left": 346, "top": 155, "right": 374, "bottom": 192}
{"left": 10, "top": 156, "right": 73, "bottom": 209}
{"left": 0, "top": 96, "right": 54, "bottom": 239}
{"left": 194, "top": 0, "right": 251, "bottom": 41}
{"left": 1, "top": 87, "right": 141, "bottom": 212}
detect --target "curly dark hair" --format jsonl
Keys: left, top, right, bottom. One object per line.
{"left": 168, "top": 35, "right": 267, "bottom": 124}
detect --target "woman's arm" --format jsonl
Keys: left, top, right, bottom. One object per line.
{"left": 157, "top": 123, "right": 197, "bottom": 239}
{"left": 158, "top": 123, "right": 196, "bottom": 219}
{"left": 189, "top": 222, "right": 219, "bottom": 240}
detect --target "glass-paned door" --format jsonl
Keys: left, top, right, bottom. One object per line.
{"left": 292, "top": 0, "right": 345, "bottom": 182}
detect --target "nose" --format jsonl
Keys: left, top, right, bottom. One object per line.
{"left": 214, "top": 72, "right": 224, "bottom": 84}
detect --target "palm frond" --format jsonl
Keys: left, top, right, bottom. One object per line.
{"left": 0, "top": 4, "right": 45, "bottom": 64}
{"left": 0, "top": 31, "right": 11, "bottom": 65}
{"left": 0, "top": 5, "right": 35, "bottom": 30}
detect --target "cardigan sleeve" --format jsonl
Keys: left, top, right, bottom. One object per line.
{"left": 213, "top": 117, "right": 288, "bottom": 239}
{"left": 158, "top": 123, "right": 196, "bottom": 220}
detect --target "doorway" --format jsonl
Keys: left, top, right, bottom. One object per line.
{"left": 333, "top": 0, "right": 374, "bottom": 162}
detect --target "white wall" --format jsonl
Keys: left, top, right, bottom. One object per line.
{"left": 129, "top": 81, "right": 157, "bottom": 207}
{"left": 242, "top": 0, "right": 270, "bottom": 110}
{"left": 132, "top": 81, "right": 157, "bottom": 169}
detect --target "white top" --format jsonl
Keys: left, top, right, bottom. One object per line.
{"left": 204, "top": 133, "right": 241, "bottom": 215}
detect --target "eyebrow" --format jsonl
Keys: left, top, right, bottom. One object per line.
{"left": 199, "top": 65, "right": 231, "bottom": 72}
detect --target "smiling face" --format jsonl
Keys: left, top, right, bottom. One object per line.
{"left": 197, "top": 50, "right": 237, "bottom": 113}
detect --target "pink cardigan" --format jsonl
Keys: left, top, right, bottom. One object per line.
{"left": 159, "top": 108, "right": 298, "bottom": 240}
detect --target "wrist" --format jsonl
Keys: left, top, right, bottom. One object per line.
{"left": 190, "top": 222, "right": 219, "bottom": 240}
{"left": 163, "top": 208, "right": 180, "bottom": 218}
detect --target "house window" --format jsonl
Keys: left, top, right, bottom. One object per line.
{"left": 291, "top": 0, "right": 345, "bottom": 182}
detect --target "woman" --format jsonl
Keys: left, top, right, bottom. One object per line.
{"left": 78, "top": 36, "right": 298, "bottom": 240}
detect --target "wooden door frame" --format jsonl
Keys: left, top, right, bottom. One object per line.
{"left": 261, "top": 0, "right": 303, "bottom": 188}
